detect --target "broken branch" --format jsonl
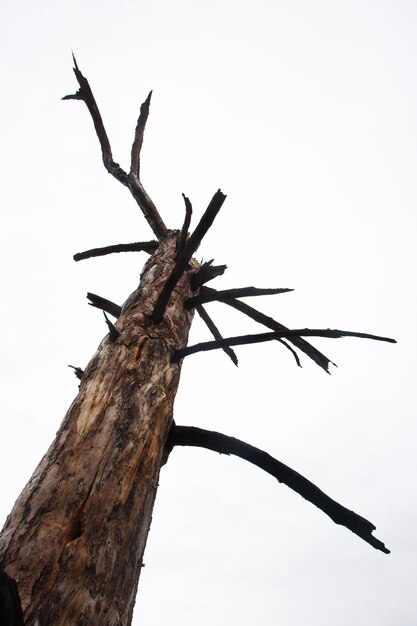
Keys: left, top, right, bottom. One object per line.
{"left": 87, "top": 293, "right": 122, "bottom": 318}
{"left": 168, "top": 425, "right": 389, "bottom": 554}
{"left": 74, "top": 241, "right": 158, "bottom": 262}
{"left": 173, "top": 328, "right": 396, "bottom": 361}
{"left": 130, "top": 91, "right": 152, "bottom": 178}
{"left": 196, "top": 304, "right": 238, "bottom": 366}
{"left": 190, "top": 260, "right": 227, "bottom": 290}
{"left": 177, "top": 194, "right": 193, "bottom": 257}
{"left": 152, "top": 190, "right": 226, "bottom": 323}
{"left": 186, "top": 286, "right": 293, "bottom": 308}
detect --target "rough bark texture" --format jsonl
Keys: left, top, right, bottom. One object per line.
{"left": 0, "top": 232, "right": 196, "bottom": 626}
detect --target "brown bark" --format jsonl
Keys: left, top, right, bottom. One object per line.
{"left": 0, "top": 232, "right": 196, "bottom": 626}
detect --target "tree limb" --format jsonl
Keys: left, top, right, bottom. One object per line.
{"left": 167, "top": 425, "right": 390, "bottom": 554}
{"left": 173, "top": 328, "right": 396, "bottom": 361}
{"left": 130, "top": 91, "right": 152, "bottom": 178}
{"left": 190, "top": 260, "right": 227, "bottom": 290}
{"left": 63, "top": 55, "right": 167, "bottom": 240}
{"left": 196, "top": 304, "right": 238, "bottom": 366}
{"left": 177, "top": 194, "right": 193, "bottom": 257}
{"left": 202, "top": 288, "right": 336, "bottom": 373}
{"left": 152, "top": 190, "right": 226, "bottom": 323}
{"left": 87, "top": 293, "right": 122, "bottom": 318}
{"left": 74, "top": 241, "right": 158, "bottom": 262}
{"left": 186, "top": 286, "right": 293, "bottom": 308}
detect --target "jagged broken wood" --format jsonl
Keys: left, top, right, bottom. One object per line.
{"left": 87, "top": 292, "right": 122, "bottom": 318}
{"left": 177, "top": 194, "right": 193, "bottom": 257}
{"left": 167, "top": 425, "right": 390, "bottom": 553}
{"left": 190, "top": 260, "right": 227, "bottom": 290}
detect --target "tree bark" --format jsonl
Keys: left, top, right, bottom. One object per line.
{"left": 0, "top": 232, "right": 196, "bottom": 626}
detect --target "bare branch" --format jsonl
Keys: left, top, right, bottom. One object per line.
{"left": 276, "top": 339, "right": 302, "bottom": 367}
{"left": 152, "top": 190, "right": 227, "bottom": 323}
{"left": 168, "top": 425, "right": 390, "bottom": 554}
{"left": 190, "top": 260, "right": 227, "bottom": 290}
{"left": 196, "top": 304, "right": 238, "bottom": 366}
{"left": 177, "top": 194, "right": 193, "bottom": 257}
{"left": 187, "top": 286, "right": 293, "bottom": 308}
{"left": 62, "top": 54, "right": 128, "bottom": 186}
{"left": 103, "top": 311, "right": 120, "bottom": 341}
{"left": 130, "top": 91, "right": 152, "bottom": 178}
{"left": 74, "top": 241, "right": 158, "bottom": 262}
{"left": 203, "top": 289, "right": 335, "bottom": 373}
{"left": 63, "top": 55, "right": 167, "bottom": 240}
{"left": 87, "top": 293, "right": 122, "bottom": 318}
{"left": 173, "top": 328, "right": 396, "bottom": 361}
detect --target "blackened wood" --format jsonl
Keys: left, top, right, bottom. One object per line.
{"left": 276, "top": 339, "right": 302, "bottom": 367}
{"left": 74, "top": 241, "right": 158, "bottom": 262}
{"left": 0, "top": 570, "right": 25, "bottom": 626}
{"left": 63, "top": 55, "right": 167, "bottom": 240}
{"left": 103, "top": 312, "right": 120, "bottom": 341}
{"left": 173, "top": 328, "right": 396, "bottom": 361}
{"left": 68, "top": 365, "right": 84, "bottom": 381}
{"left": 196, "top": 305, "right": 238, "bottom": 366}
{"left": 62, "top": 54, "right": 128, "bottom": 186}
{"left": 205, "top": 290, "right": 335, "bottom": 373}
{"left": 177, "top": 194, "right": 193, "bottom": 257}
{"left": 87, "top": 293, "right": 122, "bottom": 318}
{"left": 186, "top": 286, "right": 293, "bottom": 308}
{"left": 130, "top": 91, "right": 152, "bottom": 178}
{"left": 190, "top": 260, "right": 227, "bottom": 290}
{"left": 168, "top": 426, "right": 389, "bottom": 554}
{"left": 152, "top": 190, "right": 226, "bottom": 323}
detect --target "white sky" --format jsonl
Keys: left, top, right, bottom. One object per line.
{"left": 1, "top": 1, "right": 416, "bottom": 625}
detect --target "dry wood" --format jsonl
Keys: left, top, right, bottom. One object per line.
{"left": 196, "top": 304, "right": 238, "bottom": 366}
{"left": 74, "top": 241, "right": 158, "bottom": 262}
{"left": 186, "top": 286, "right": 293, "bottom": 308}
{"left": 0, "top": 233, "right": 197, "bottom": 626}
{"left": 168, "top": 426, "right": 390, "bottom": 553}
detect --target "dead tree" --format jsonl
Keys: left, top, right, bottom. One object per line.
{"left": 0, "top": 57, "right": 395, "bottom": 625}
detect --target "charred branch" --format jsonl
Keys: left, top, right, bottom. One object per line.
{"left": 167, "top": 426, "right": 389, "bottom": 554}
{"left": 190, "top": 260, "right": 227, "bottom": 291}
{"left": 68, "top": 365, "right": 84, "bottom": 381}
{"left": 63, "top": 55, "right": 167, "bottom": 240}
{"left": 153, "top": 190, "right": 226, "bottom": 323}
{"left": 173, "top": 328, "right": 396, "bottom": 361}
{"left": 87, "top": 293, "right": 122, "bottom": 318}
{"left": 0, "top": 570, "right": 25, "bottom": 626}
{"left": 103, "top": 312, "right": 120, "bottom": 341}
{"left": 74, "top": 241, "right": 158, "bottom": 262}
{"left": 196, "top": 304, "right": 238, "bottom": 366}
{"left": 186, "top": 286, "right": 293, "bottom": 308}
{"left": 177, "top": 194, "right": 193, "bottom": 257}
{"left": 276, "top": 339, "right": 302, "bottom": 367}
{"left": 130, "top": 91, "right": 152, "bottom": 179}
{"left": 203, "top": 289, "right": 335, "bottom": 373}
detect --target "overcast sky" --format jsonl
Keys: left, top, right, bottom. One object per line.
{"left": 1, "top": 1, "right": 416, "bottom": 625}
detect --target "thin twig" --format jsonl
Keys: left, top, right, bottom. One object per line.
{"left": 167, "top": 425, "right": 389, "bottom": 554}
{"left": 87, "top": 293, "right": 122, "bottom": 318}
{"left": 276, "top": 339, "right": 302, "bottom": 367}
{"left": 152, "top": 190, "right": 227, "bottom": 323}
{"left": 173, "top": 328, "right": 396, "bottom": 361}
{"left": 187, "top": 286, "right": 293, "bottom": 308}
{"left": 202, "top": 288, "right": 335, "bottom": 373}
{"left": 177, "top": 194, "right": 193, "bottom": 257}
{"left": 130, "top": 91, "right": 152, "bottom": 178}
{"left": 74, "top": 241, "right": 158, "bottom": 262}
{"left": 196, "top": 304, "right": 238, "bottom": 366}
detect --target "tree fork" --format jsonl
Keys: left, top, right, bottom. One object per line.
{"left": 0, "top": 233, "right": 197, "bottom": 625}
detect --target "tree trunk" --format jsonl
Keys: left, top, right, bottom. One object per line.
{"left": 0, "top": 231, "right": 196, "bottom": 626}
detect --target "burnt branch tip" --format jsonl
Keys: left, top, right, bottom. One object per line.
{"left": 74, "top": 241, "right": 158, "bottom": 262}
{"left": 68, "top": 365, "right": 84, "bottom": 381}
{"left": 87, "top": 293, "right": 122, "bottom": 318}
{"left": 103, "top": 311, "right": 120, "bottom": 341}
{"left": 172, "top": 328, "right": 396, "bottom": 361}
{"left": 167, "top": 426, "right": 389, "bottom": 553}
{"left": 130, "top": 90, "right": 152, "bottom": 178}
{"left": 152, "top": 190, "right": 226, "bottom": 323}
{"left": 191, "top": 261, "right": 227, "bottom": 290}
